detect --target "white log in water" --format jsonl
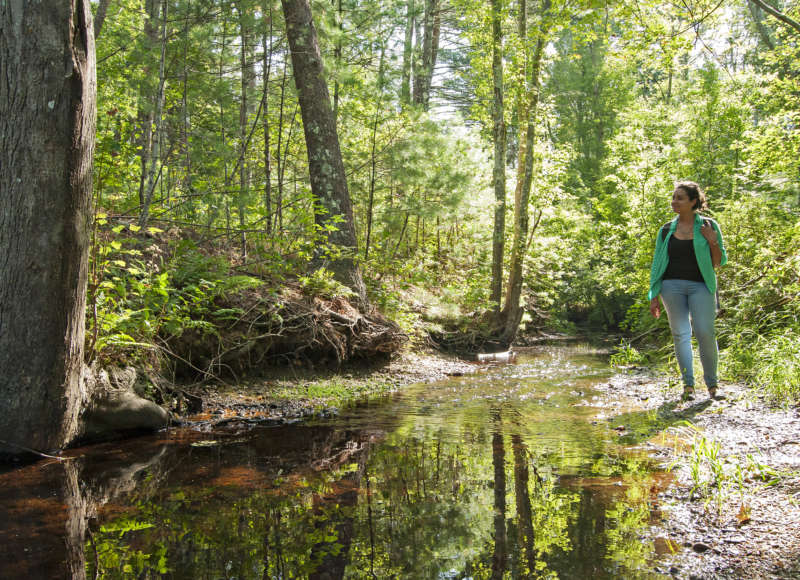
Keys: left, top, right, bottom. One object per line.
{"left": 475, "top": 351, "right": 517, "bottom": 363}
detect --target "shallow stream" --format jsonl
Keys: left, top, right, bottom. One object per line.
{"left": 0, "top": 344, "right": 677, "bottom": 578}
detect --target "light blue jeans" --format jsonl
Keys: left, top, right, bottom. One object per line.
{"left": 660, "top": 279, "right": 718, "bottom": 388}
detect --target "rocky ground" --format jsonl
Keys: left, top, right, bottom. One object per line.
{"left": 184, "top": 349, "right": 800, "bottom": 579}
{"left": 592, "top": 370, "right": 800, "bottom": 579}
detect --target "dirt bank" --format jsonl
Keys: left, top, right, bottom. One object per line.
{"left": 183, "top": 348, "right": 478, "bottom": 425}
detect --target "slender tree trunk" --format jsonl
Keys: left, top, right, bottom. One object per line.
{"left": 401, "top": 0, "right": 415, "bottom": 104}
{"left": 138, "top": 0, "right": 168, "bottom": 228}
{"left": 490, "top": 0, "right": 506, "bottom": 308}
{"left": 281, "top": 0, "right": 366, "bottom": 302}
{"left": 237, "top": 2, "right": 255, "bottom": 257}
{"left": 136, "top": 0, "right": 161, "bottom": 210}
{"left": 512, "top": 434, "right": 537, "bottom": 573}
{"left": 365, "top": 40, "right": 387, "bottom": 261}
{"left": 332, "top": 0, "right": 343, "bottom": 121}
{"left": 275, "top": 60, "right": 289, "bottom": 233}
{"left": 0, "top": 0, "right": 96, "bottom": 452}
{"left": 412, "top": 0, "right": 440, "bottom": 108}
{"left": 497, "top": 0, "right": 548, "bottom": 347}
{"left": 93, "top": 0, "right": 112, "bottom": 39}
{"left": 262, "top": 10, "right": 274, "bottom": 235}
{"left": 180, "top": 4, "right": 194, "bottom": 221}
{"left": 747, "top": 0, "right": 800, "bottom": 36}
{"left": 746, "top": 0, "right": 776, "bottom": 50}
{"left": 491, "top": 413, "right": 507, "bottom": 578}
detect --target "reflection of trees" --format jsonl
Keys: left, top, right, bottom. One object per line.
{"left": 76, "top": 426, "right": 373, "bottom": 578}
{"left": 512, "top": 433, "right": 536, "bottom": 576}
{"left": 491, "top": 412, "right": 507, "bottom": 580}
{"left": 2, "top": 359, "right": 677, "bottom": 579}
{"left": 344, "top": 427, "right": 494, "bottom": 578}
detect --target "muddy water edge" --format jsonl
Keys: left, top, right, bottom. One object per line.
{"left": 0, "top": 343, "right": 797, "bottom": 578}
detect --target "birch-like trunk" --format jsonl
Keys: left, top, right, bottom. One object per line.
{"left": 490, "top": 0, "right": 506, "bottom": 308}
{"left": 496, "top": 0, "right": 549, "bottom": 347}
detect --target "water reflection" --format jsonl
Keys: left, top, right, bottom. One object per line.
{"left": 0, "top": 345, "right": 674, "bottom": 578}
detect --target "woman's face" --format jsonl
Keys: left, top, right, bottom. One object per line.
{"left": 671, "top": 188, "right": 695, "bottom": 214}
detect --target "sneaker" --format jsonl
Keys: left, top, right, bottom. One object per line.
{"left": 681, "top": 386, "right": 696, "bottom": 402}
{"left": 708, "top": 386, "right": 725, "bottom": 401}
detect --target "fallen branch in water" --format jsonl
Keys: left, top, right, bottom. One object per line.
{"left": 0, "top": 439, "right": 71, "bottom": 460}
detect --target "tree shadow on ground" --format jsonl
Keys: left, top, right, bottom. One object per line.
{"left": 607, "top": 398, "right": 714, "bottom": 445}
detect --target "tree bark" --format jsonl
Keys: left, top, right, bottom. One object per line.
{"left": 412, "top": 0, "right": 441, "bottom": 108}
{"left": 237, "top": 1, "right": 256, "bottom": 257}
{"left": 280, "top": 0, "right": 366, "bottom": 303}
{"left": 0, "top": 0, "right": 96, "bottom": 452}
{"left": 93, "top": 0, "right": 112, "bottom": 40}
{"left": 137, "top": 0, "right": 168, "bottom": 228}
{"left": 496, "top": 0, "right": 548, "bottom": 347}
{"left": 262, "top": 9, "right": 274, "bottom": 235}
{"left": 490, "top": 0, "right": 506, "bottom": 308}
{"left": 401, "top": 0, "right": 416, "bottom": 104}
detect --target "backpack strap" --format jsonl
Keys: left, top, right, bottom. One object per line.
{"left": 660, "top": 223, "right": 671, "bottom": 242}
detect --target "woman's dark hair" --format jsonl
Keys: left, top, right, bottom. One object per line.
{"left": 675, "top": 180, "right": 708, "bottom": 211}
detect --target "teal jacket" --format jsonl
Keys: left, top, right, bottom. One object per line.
{"left": 648, "top": 214, "right": 727, "bottom": 300}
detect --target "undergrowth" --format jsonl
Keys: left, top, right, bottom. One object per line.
{"left": 668, "top": 423, "right": 793, "bottom": 519}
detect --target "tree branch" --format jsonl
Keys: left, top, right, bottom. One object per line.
{"left": 747, "top": 0, "right": 800, "bottom": 36}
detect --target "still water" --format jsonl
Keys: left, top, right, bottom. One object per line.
{"left": 0, "top": 345, "right": 675, "bottom": 579}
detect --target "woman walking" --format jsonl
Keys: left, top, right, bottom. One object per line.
{"left": 648, "top": 181, "right": 727, "bottom": 401}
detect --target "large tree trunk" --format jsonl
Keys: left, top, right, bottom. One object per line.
{"left": 489, "top": 0, "right": 506, "bottom": 308}
{"left": 0, "top": 0, "right": 96, "bottom": 452}
{"left": 280, "top": 0, "right": 366, "bottom": 303}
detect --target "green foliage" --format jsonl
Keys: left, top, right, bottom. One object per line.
{"left": 83, "top": 0, "right": 800, "bottom": 400}
{"left": 671, "top": 423, "right": 794, "bottom": 517}
{"left": 609, "top": 340, "right": 646, "bottom": 368}
{"left": 87, "top": 231, "right": 263, "bottom": 364}
{"left": 298, "top": 268, "right": 356, "bottom": 299}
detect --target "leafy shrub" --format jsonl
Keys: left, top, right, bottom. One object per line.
{"left": 87, "top": 234, "right": 262, "bottom": 364}
{"left": 298, "top": 268, "right": 356, "bottom": 299}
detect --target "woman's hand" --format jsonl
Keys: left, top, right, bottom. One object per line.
{"left": 701, "top": 220, "right": 718, "bottom": 246}
{"left": 702, "top": 220, "right": 723, "bottom": 267}
{"left": 650, "top": 297, "right": 661, "bottom": 318}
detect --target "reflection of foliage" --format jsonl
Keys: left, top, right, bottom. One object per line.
{"left": 85, "top": 461, "right": 354, "bottom": 578}
{"left": 82, "top": 357, "right": 673, "bottom": 578}
{"left": 345, "top": 430, "right": 494, "bottom": 578}
{"left": 603, "top": 479, "right": 655, "bottom": 573}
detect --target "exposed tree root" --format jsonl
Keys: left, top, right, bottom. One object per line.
{"left": 426, "top": 310, "right": 514, "bottom": 356}
{"left": 166, "top": 287, "right": 406, "bottom": 381}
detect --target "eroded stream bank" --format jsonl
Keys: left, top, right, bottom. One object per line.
{"left": 1, "top": 344, "right": 798, "bottom": 578}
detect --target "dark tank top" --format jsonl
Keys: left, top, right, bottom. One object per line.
{"left": 662, "top": 237, "right": 704, "bottom": 282}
